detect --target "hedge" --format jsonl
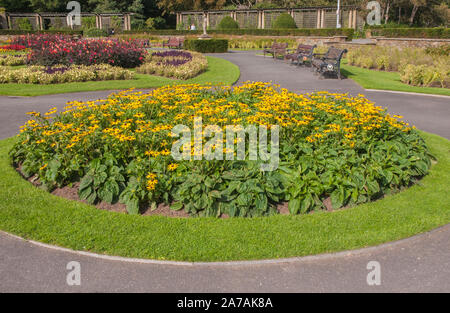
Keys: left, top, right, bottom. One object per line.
{"left": 121, "top": 28, "right": 355, "bottom": 40}
{"left": 272, "top": 13, "right": 297, "bottom": 29}
{"left": 0, "top": 29, "right": 83, "bottom": 35}
{"left": 370, "top": 28, "right": 450, "bottom": 39}
{"left": 217, "top": 16, "right": 239, "bottom": 30}
{"left": 184, "top": 39, "right": 228, "bottom": 53}
{"left": 84, "top": 28, "right": 108, "bottom": 38}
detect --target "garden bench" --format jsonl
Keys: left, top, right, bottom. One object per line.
{"left": 163, "top": 37, "right": 184, "bottom": 49}
{"left": 263, "top": 42, "right": 288, "bottom": 59}
{"left": 285, "top": 44, "right": 317, "bottom": 66}
{"left": 312, "top": 46, "right": 347, "bottom": 79}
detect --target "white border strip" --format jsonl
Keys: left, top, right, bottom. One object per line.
{"left": 365, "top": 89, "right": 450, "bottom": 99}
{"left": 2, "top": 224, "right": 448, "bottom": 267}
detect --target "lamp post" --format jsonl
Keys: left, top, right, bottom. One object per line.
{"left": 336, "top": 0, "right": 341, "bottom": 28}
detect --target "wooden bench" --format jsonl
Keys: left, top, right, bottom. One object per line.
{"left": 312, "top": 46, "right": 347, "bottom": 79}
{"left": 285, "top": 44, "right": 317, "bottom": 66}
{"left": 163, "top": 37, "right": 185, "bottom": 49}
{"left": 263, "top": 42, "right": 288, "bottom": 59}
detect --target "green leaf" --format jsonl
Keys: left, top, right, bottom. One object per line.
{"left": 78, "top": 186, "right": 93, "bottom": 200}
{"left": 330, "top": 189, "right": 343, "bottom": 209}
{"left": 126, "top": 199, "right": 139, "bottom": 215}
{"left": 366, "top": 180, "right": 380, "bottom": 194}
{"left": 170, "top": 201, "right": 183, "bottom": 211}
{"left": 288, "top": 198, "right": 301, "bottom": 215}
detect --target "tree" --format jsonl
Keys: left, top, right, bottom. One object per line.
{"left": 129, "top": 0, "right": 146, "bottom": 29}
{"left": 409, "top": 0, "right": 426, "bottom": 25}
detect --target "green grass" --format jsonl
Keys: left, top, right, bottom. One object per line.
{"left": 341, "top": 61, "right": 450, "bottom": 96}
{"left": 0, "top": 56, "right": 240, "bottom": 97}
{"left": 0, "top": 132, "right": 449, "bottom": 262}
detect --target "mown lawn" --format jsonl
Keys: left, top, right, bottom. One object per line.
{"left": 0, "top": 131, "right": 448, "bottom": 262}
{"left": 341, "top": 61, "right": 450, "bottom": 96}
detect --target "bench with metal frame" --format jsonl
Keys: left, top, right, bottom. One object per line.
{"left": 263, "top": 42, "right": 288, "bottom": 59}
{"left": 285, "top": 44, "right": 317, "bottom": 67}
{"left": 163, "top": 37, "right": 185, "bottom": 49}
{"left": 312, "top": 46, "right": 347, "bottom": 79}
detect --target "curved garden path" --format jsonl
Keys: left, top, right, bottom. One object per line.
{"left": 0, "top": 50, "right": 449, "bottom": 292}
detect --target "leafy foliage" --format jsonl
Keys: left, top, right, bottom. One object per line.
{"left": 272, "top": 13, "right": 297, "bottom": 29}
{"left": 217, "top": 16, "right": 239, "bottom": 30}
{"left": 10, "top": 82, "right": 432, "bottom": 216}
{"left": 184, "top": 39, "right": 228, "bottom": 53}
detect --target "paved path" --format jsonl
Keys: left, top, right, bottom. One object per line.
{"left": 0, "top": 51, "right": 449, "bottom": 292}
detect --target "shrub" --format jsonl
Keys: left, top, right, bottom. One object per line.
{"left": 272, "top": 13, "right": 297, "bottom": 29}
{"left": 146, "top": 17, "right": 167, "bottom": 30}
{"left": 20, "top": 34, "right": 146, "bottom": 68}
{"left": 81, "top": 16, "right": 96, "bottom": 30}
{"left": 400, "top": 63, "right": 449, "bottom": 88}
{"left": 11, "top": 83, "right": 431, "bottom": 216}
{"left": 217, "top": 16, "right": 239, "bottom": 30}
{"left": 137, "top": 50, "right": 207, "bottom": 79}
{"left": 16, "top": 18, "right": 33, "bottom": 31}
{"left": 184, "top": 39, "right": 228, "bottom": 53}
{"left": 85, "top": 28, "right": 108, "bottom": 38}
{"left": 0, "top": 55, "right": 27, "bottom": 66}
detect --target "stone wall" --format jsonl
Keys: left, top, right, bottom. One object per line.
{"left": 375, "top": 37, "right": 450, "bottom": 48}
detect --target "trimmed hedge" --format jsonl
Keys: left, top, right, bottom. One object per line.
{"left": 0, "top": 29, "right": 83, "bottom": 35}
{"left": 85, "top": 28, "right": 108, "bottom": 38}
{"left": 122, "top": 28, "right": 355, "bottom": 40}
{"left": 370, "top": 27, "right": 450, "bottom": 39}
{"left": 184, "top": 39, "right": 228, "bottom": 53}
{"left": 217, "top": 16, "right": 239, "bottom": 30}
{"left": 272, "top": 13, "right": 297, "bottom": 29}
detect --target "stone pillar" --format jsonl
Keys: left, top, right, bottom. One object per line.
{"left": 352, "top": 9, "right": 357, "bottom": 29}
{"left": 257, "top": 10, "right": 261, "bottom": 29}
{"left": 206, "top": 12, "right": 210, "bottom": 28}
{"left": 261, "top": 10, "right": 265, "bottom": 29}
{"left": 321, "top": 10, "right": 325, "bottom": 28}
{"left": 348, "top": 10, "right": 352, "bottom": 29}
{"left": 35, "top": 13, "right": 40, "bottom": 31}
{"left": 316, "top": 9, "right": 321, "bottom": 28}
{"left": 7, "top": 14, "right": 11, "bottom": 29}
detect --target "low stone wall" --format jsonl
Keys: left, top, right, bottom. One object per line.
{"left": 375, "top": 37, "right": 450, "bottom": 48}
{"left": 182, "top": 34, "right": 350, "bottom": 46}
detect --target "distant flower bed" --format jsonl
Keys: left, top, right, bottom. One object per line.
{"left": 347, "top": 46, "right": 449, "bottom": 88}
{"left": 11, "top": 34, "right": 146, "bottom": 68}
{"left": 137, "top": 50, "right": 207, "bottom": 80}
{"left": 0, "top": 54, "right": 27, "bottom": 66}
{"left": 0, "top": 44, "right": 27, "bottom": 52}
{"left": 0, "top": 64, "right": 134, "bottom": 84}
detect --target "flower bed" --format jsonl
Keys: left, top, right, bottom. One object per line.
{"left": 0, "top": 64, "right": 134, "bottom": 84}
{"left": 0, "top": 44, "right": 27, "bottom": 52}
{"left": 11, "top": 34, "right": 146, "bottom": 68}
{"left": 136, "top": 50, "right": 207, "bottom": 80}
{"left": 0, "top": 55, "right": 27, "bottom": 66}
{"left": 11, "top": 83, "right": 432, "bottom": 217}
{"left": 346, "top": 46, "right": 450, "bottom": 88}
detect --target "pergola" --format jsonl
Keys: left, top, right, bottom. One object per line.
{"left": 176, "top": 6, "right": 362, "bottom": 30}
{"left": 3, "top": 12, "right": 133, "bottom": 31}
